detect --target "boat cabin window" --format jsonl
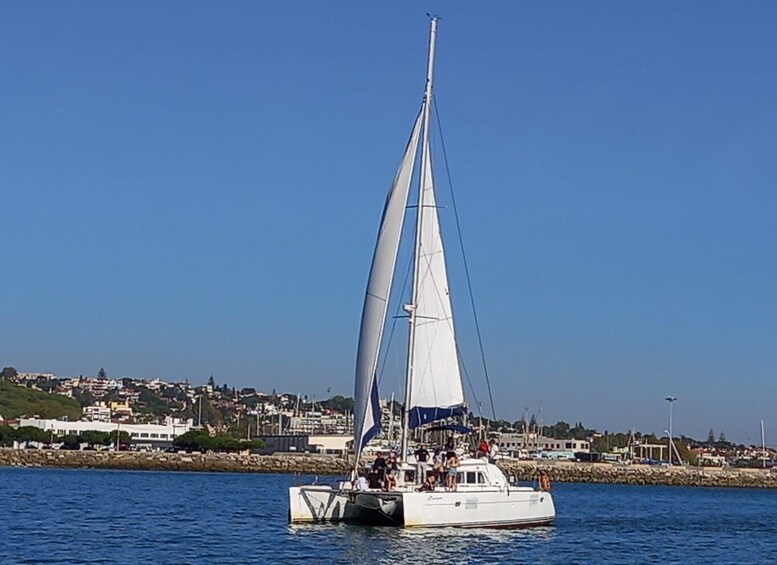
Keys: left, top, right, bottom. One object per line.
{"left": 457, "top": 471, "right": 488, "bottom": 485}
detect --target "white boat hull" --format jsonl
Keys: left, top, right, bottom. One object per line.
{"left": 289, "top": 485, "right": 366, "bottom": 524}
{"left": 289, "top": 485, "right": 554, "bottom": 528}
{"left": 401, "top": 487, "right": 555, "bottom": 528}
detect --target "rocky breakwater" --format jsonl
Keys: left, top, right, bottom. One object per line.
{"left": 499, "top": 460, "right": 777, "bottom": 489}
{"left": 0, "top": 448, "right": 351, "bottom": 475}
{"left": 3, "top": 449, "right": 777, "bottom": 488}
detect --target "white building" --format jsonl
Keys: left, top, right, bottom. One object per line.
{"left": 289, "top": 412, "right": 351, "bottom": 435}
{"left": 19, "top": 417, "right": 193, "bottom": 446}
{"left": 84, "top": 402, "right": 111, "bottom": 423}
{"left": 17, "top": 372, "right": 57, "bottom": 381}
{"left": 307, "top": 434, "right": 353, "bottom": 456}
{"left": 498, "top": 432, "right": 590, "bottom": 454}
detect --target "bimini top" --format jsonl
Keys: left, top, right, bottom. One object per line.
{"left": 424, "top": 424, "right": 472, "bottom": 434}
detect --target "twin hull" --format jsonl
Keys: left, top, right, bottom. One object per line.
{"left": 289, "top": 485, "right": 555, "bottom": 528}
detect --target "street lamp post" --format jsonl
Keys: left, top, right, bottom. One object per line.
{"left": 665, "top": 396, "right": 677, "bottom": 465}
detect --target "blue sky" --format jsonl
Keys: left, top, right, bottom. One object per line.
{"left": 2, "top": 3, "right": 775, "bottom": 443}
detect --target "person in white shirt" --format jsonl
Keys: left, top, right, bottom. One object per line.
{"left": 488, "top": 439, "right": 499, "bottom": 464}
{"left": 354, "top": 473, "right": 369, "bottom": 491}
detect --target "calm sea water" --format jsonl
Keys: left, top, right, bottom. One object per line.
{"left": 1, "top": 467, "right": 776, "bottom": 564}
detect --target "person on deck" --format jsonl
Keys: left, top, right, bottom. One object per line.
{"left": 385, "top": 467, "right": 397, "bottom": 491}
{"left": 433, "top": 448, "right": 444, "bottom": 469}
{"left": 369, "top": 452, "right": 387, "bottom": 488}
{"left": 415, "top": 444, "right": 430, "bottom": 485}
{"left": 416, "top": 470, "right": 437, "bottom": 492}
{"left": 367, "top": 468, "right": 383, "bottom": 489}
{"left": 445, "top": 451, "right": 459, "bottom": 491}
{"left": 477, "top": 439, "right": 489, "bottom": 458}
{"left": 372, "top": 451, "right": 387, "bottom": 471}
{"left": 488, "top": 439, "right": 500, "bottom": 464}
{"left": 387, "top": 452, "right": 399, "bottom": 472}
{"left": 354, "top": 472, "right": 368, "bottom": 491}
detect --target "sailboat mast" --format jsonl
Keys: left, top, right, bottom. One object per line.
{"left": 400, "top": 16, "right": 438, "bottom": 462}
{"left": 762, "top": 419, "right": 766, "bottom": 469}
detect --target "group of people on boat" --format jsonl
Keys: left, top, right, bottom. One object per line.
{"left": 414, "top": 444, "right": 461, "bottom": 492}
{"left": 356, "top": 450, "right": 400, "bottom": 491}
{"left": 476, "top": 438, "right": 500, "bottom": 464}
{"left": 353, "top": 444, "right": 464, "bottom": 493}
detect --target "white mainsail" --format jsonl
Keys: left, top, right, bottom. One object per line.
{"left": 353, "top": 112, "right": 423, "bottom": 461}
{"left": 406, "top": 136, "right": 466, "bottom": 428}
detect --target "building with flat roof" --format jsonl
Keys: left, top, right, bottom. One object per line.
{"left": 498, "top": 432, "right": 590, "bottom": 454}
{"left": 19, "top": 417, "right": 193, "bottom": 447}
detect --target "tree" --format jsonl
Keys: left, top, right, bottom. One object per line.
{"left": 137, "top": 387, "right": 169, "bottom": 416}
{"left": 80, "top": 430, "right": 110, "bottom": 446}
{"left": 97, "top": 367, "right": 108, "bottom": 380}
{"left": 544, "top": 421, "right": 571, "bottom": 438}
{"left": 2, "top": 425, "right": 50, "bottom": 445}
{"left": 61, "top": 434, "right": 81, "bottom": 449}
{"left": 108, "top": 430, "right": 131, "bottom": 445}
{"left": 0, "top": 367, "right": 18, "bottom": 380}
{"left": 320, "top": 395, "right": 354, "bottom": 413}
{"left": 707, "top": 429, "right": 715, "bottom": 444}
{"left": 72, "top": 389, "right": 96, "bottom": 408}
{"left": 207, "top": 375, "right": 215, "bottom": 388}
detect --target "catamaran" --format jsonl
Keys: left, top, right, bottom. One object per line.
{"left": 289, "top": 17, "right": 555, "bottom": 528}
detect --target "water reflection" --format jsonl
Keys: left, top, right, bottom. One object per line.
{"left": 289, "top": 522, "right": 557, "bottom": 565}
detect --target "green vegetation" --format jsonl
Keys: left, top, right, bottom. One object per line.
{"left": 72, "top": 388, "right": 96, "bottom": 408}
{"left": 319, "top": 395, "right": 354, "bottom": 413}
{"left": 0, "top": 425, "right": 50, "bottom": 446}
{"left": 0, "top": 425, "right": 132, "bottom": 447}
{"left": 0, "top": 380, "right": 81, "bottom": 420}
{"left": 173, "top": 430, "right": 263, "bottom": 452}
{"left": 136, "top": 386, "right": 171, "bottom": 416}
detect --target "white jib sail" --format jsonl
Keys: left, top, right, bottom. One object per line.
{"left": 408, "top": 136, "right": 465, "bottom": 425}
{"left": 353, "top": 112, "right": 423, "bottom": 461}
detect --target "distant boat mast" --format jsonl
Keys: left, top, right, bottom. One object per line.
{"left": 761, "top": 419, "right": 767, "bottom": 469}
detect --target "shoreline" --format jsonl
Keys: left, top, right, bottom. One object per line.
{"left": 2, "top": 448, "right": 776, "bottom": 488}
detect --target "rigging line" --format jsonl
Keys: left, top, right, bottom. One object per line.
{"left": 432, "top": 93, "right": 497, "bottom": 422}
{"left": 455, "top": 340, "right": 483, "bottom": 419}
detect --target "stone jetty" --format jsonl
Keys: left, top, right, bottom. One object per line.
{"left": 2, "top": 448, "right": 776, "bottom": 489}
{"left": 498, "top": 460, "right": 777, "bottom": 489}
{"left": 0, "top": 448, "right": 349, "bottom": 475}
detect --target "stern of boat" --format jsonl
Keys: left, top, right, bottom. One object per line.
{"left": 289, "top": 485, "right": 353, "bottom": 524}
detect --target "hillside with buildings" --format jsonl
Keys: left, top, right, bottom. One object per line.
{"left": 0, "top": 366, "right": 774, "bottom": 467}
